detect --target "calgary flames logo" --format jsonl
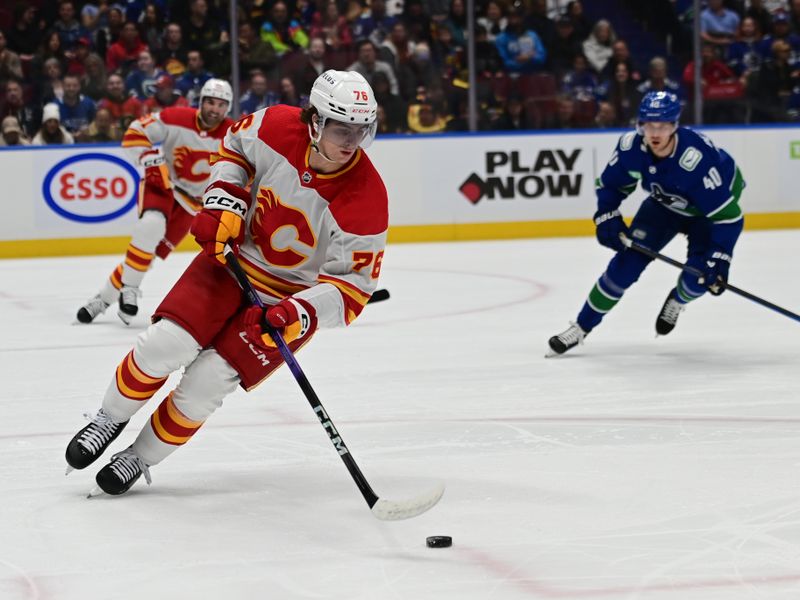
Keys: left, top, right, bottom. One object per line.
{"left": 172, "top": 146, "right": 212, "bottom": 183}
{"left": 252, "top": 187, "right": 316, "bottom": 268}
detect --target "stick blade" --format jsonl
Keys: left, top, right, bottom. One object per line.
{"left": 370, "top": 483, "right": 445, "bottom": 521}
{"left": 368, "top": 289, "right": 390, "bottom": 304}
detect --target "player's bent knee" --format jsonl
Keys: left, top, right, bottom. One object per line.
{"left": 134, "top": 319, "right": 202, "bottom": 376}
{"left": 171, "top": 349, "right": 240, "bottom": 421}
{"left": 607, "top": 250, "right": 653, "bottom": 288}
{"left": 132, "top": 210, "right": 168, "bottom": 249}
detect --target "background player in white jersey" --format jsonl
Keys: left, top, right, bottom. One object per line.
{"left": 65, "top": 70, "right": 389, "bottom": 496}
{"left": 76, "top": 79, "right": 234, "bottom": 325}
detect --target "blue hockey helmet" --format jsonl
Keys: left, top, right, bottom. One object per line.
{"left": 638, "top": 91, "right": 681, "bottom": 123}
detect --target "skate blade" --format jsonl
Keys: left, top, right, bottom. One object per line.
{"left": 65, "top": 465, "right": 74, "bottom": 475}
{"left": 86, "top": 486, "right": 104, "bottom": 498}
{"left": 544, "top": 349, "right": 562, "bottom": 358}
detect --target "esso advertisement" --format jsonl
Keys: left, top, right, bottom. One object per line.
{"left": 43, "top": 153, "right": 139, "bottom": 223}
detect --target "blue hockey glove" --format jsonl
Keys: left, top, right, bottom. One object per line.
{"left": 593, "top": 209, "right": 629, "bottom": 252}
{"left": 700, "top": 250, "right": 731, "bottom": 296}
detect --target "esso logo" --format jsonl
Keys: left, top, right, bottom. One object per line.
{"left": 43, "top": 153, "right": 139, "bottom": 223}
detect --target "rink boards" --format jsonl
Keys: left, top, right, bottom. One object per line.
{"left": 1, "top": 125, "right": 798, "bottom": 258}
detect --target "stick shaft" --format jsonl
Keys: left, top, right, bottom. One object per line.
{"left": 223, "top": 248, "right": 380, "bottom": 508}
{"left": 626, "top": 239, "right": 800, "bottom": 323}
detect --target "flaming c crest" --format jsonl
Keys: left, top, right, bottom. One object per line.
{"left": 172, "top": 146, "right": 212, "bottom": 183}
{"left": 251, "top": 187, "right": 316, "bottom": 267}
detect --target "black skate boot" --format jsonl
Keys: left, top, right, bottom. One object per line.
{"left": 655, "top": 290, "right": 685, "bottom": 336}
{"left": 547, "top": 322, "right": 588, "bottom": 356}
{"left": 66, "top": 409, "right": 129, "bottom": 471}
{"left": 117, "top": 286, "right": 140, "bottom": 325}
{"left": 93, "top": 447, "right": 151, "bottom": 496}
{"left": 76, "top": 295, "right": 110, "bottom": 324}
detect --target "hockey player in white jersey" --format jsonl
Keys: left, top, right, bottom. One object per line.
{"left": 65, "top": 70, "right": 389, "bottom": 496}
{"left": 76, "top": 78, "right": 234, "bottom": 325}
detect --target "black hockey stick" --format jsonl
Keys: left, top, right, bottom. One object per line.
{"left": 367, "top": 288, "right": 390, "bottom": 304}
{"left": 620, "top": 235, "right": 800, "bottom": 324}
{"left": 223, "top": 246, "right": 443, "bottom": 520}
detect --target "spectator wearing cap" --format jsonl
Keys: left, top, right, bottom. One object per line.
{"left": 66, "top": 37, "right": 95, "bottom": 76}
{"left": 97, "top": 72, "right": 144, "bottom": 131}
{"left": 33, "top": 103, "right": 75, "bottom": 146}
{"left": 57, "top": 74, "right": 97, "bottom": 135}
{"left": 175, "top": 50, "right": 213, "bottom": 107}
{"left": 495, "top": 4, "right": 547, "bottom": 74}
{"left": 142, "top": 75, "right": 189, "bottom": 115}
{"left": 701, "top": 0, "right": 740, "bottom": 47}
{"left": 106, "top": 21, "right": 148, "bottom": 74}
{"left": 549, "top": 14, "right": 582, "bottom": 76}
{"left": 757, "top": 11, "right": 800, "bottom": 63}
{"left": 125, "top": 50, "right": 166, "bottom": 100}
{"left": 0, "top": 115, "right": 30, "bottom": 146}
{"left": 0, "top": 79, "right": 41, "bottom": 137}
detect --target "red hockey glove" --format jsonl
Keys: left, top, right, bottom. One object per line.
{"left": 191, "top": 182, "right": 251, "bottom": 265}
{"left": 244, "top": 297, "right": 315, "bottom": 349}
{"left": 140, "top": 148, "right": 171, "bottom": 192}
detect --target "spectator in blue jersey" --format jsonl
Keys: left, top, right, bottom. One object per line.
{"left": 125, "top": 50, "right": 166, "bottom": 100}
{"left": 239, "top": 70, "right": 279, "bottom": 115}
{"left": 727, "top": 16, "right": 763, "bottom": 82}
{"left": 57, "top": 74, "right": 97, "bottom": 136}
{"left": 701, "top": 0, "right": 740, "bottom": 48}
{"left": 757, "top": 11, "right": 800, "bottom": 63}
{"left": 352, "top": 0, "right": 397, "bottom": 45}
{"left": 562, "top": 53, "right": 598, "bottom": 102}
{"left": 53, "top": 1, "right": 88, "bottom": 52}
{"left": 495, "top": 4, "right": 546, "bottom": 74}
{"left": 176, "top": 50, "right": 213, "bottom": 107}
{"left": 548, "top": 91, "right": 745, "bottom": 356}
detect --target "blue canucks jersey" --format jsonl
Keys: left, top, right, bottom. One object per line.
{"left": 596, "top": 127, "right": 745, "bottom": 251}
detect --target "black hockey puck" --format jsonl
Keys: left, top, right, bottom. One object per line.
{"left": 426, "top": 535, "right": 452, "bottom": 548}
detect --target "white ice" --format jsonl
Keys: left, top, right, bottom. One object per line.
{"left": 1, "top": 230, "right": 799, "bottom": 600}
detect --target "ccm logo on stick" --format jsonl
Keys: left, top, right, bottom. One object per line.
{"left": 43, "top": 153, "right": 139, "bottom": 223}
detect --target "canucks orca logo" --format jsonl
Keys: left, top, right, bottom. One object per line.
{"left": 649, "top": 183, "right": 689, "bottom": 211}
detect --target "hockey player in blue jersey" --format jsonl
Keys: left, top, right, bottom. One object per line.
{"left": 548, "top": 91, "right": 745, "bottom": 355}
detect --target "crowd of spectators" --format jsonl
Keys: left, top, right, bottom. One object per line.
{"left": 0, "top": 0, "right": 797, "bottom": 147}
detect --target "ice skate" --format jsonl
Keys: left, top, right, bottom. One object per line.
{"left": 91, "top": 446, "right": 151, "bottom": 496}
{"left": 655, "top": 290, "right": 684, "bottom": 336}
{"left": 546, "top": 322, "right": 587, "bottom": 357}
{"left": 65, "top": 409, "right": 129, "bottom": 472}
{"left": 76, "top": 295, "right": 110, "bottom": 324}
{"left": 117, "top": 286, "right": 141, "bottom": 325}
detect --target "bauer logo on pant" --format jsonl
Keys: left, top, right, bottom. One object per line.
{"left": 42, "top": 153, "right": 140, "bottom": 223}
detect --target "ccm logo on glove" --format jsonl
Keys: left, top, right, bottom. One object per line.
{"left": 203, "top": 194, "right": 247, "bottom": 218}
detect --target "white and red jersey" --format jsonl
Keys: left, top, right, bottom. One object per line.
{"left": 122, "top": 107, "right": 233, "bottom": 214}
{"left": 211, "top": 104, "right": 388, "bottom": 328}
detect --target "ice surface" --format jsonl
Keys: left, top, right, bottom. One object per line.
{"left": 0, "top": 230, "right": 798, "bottom": 599}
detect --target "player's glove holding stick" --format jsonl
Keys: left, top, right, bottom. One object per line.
{"left": 244, "top": 297, "right": 316, "bottom": 348}
{"left": 191, "top": 182, "right": 251, "bottom": 265}
{"left": 594, "top": 209, "right": 629, "bottom": 253}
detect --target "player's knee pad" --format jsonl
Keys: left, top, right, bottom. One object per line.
{"left": 606, "top": 249, "right": 653, "bottom": 289}
{"left": 171, "top": 349, "right": 240, "bottom": 421}
{"left": 133, "top": 319, "right": 202, "bottom": 377}
{"left": 129, "top": 210, "right": 167, "bottom": 253}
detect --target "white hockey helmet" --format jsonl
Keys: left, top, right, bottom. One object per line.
{"left": 309, "top": 70, "right": 378, "bottom": 148}
{"left": 200, "top": 78, "right": 233, "bottom": 114}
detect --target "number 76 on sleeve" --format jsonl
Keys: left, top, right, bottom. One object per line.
{"left": 352, "top": 251, "right": 384, "bottom": 279}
